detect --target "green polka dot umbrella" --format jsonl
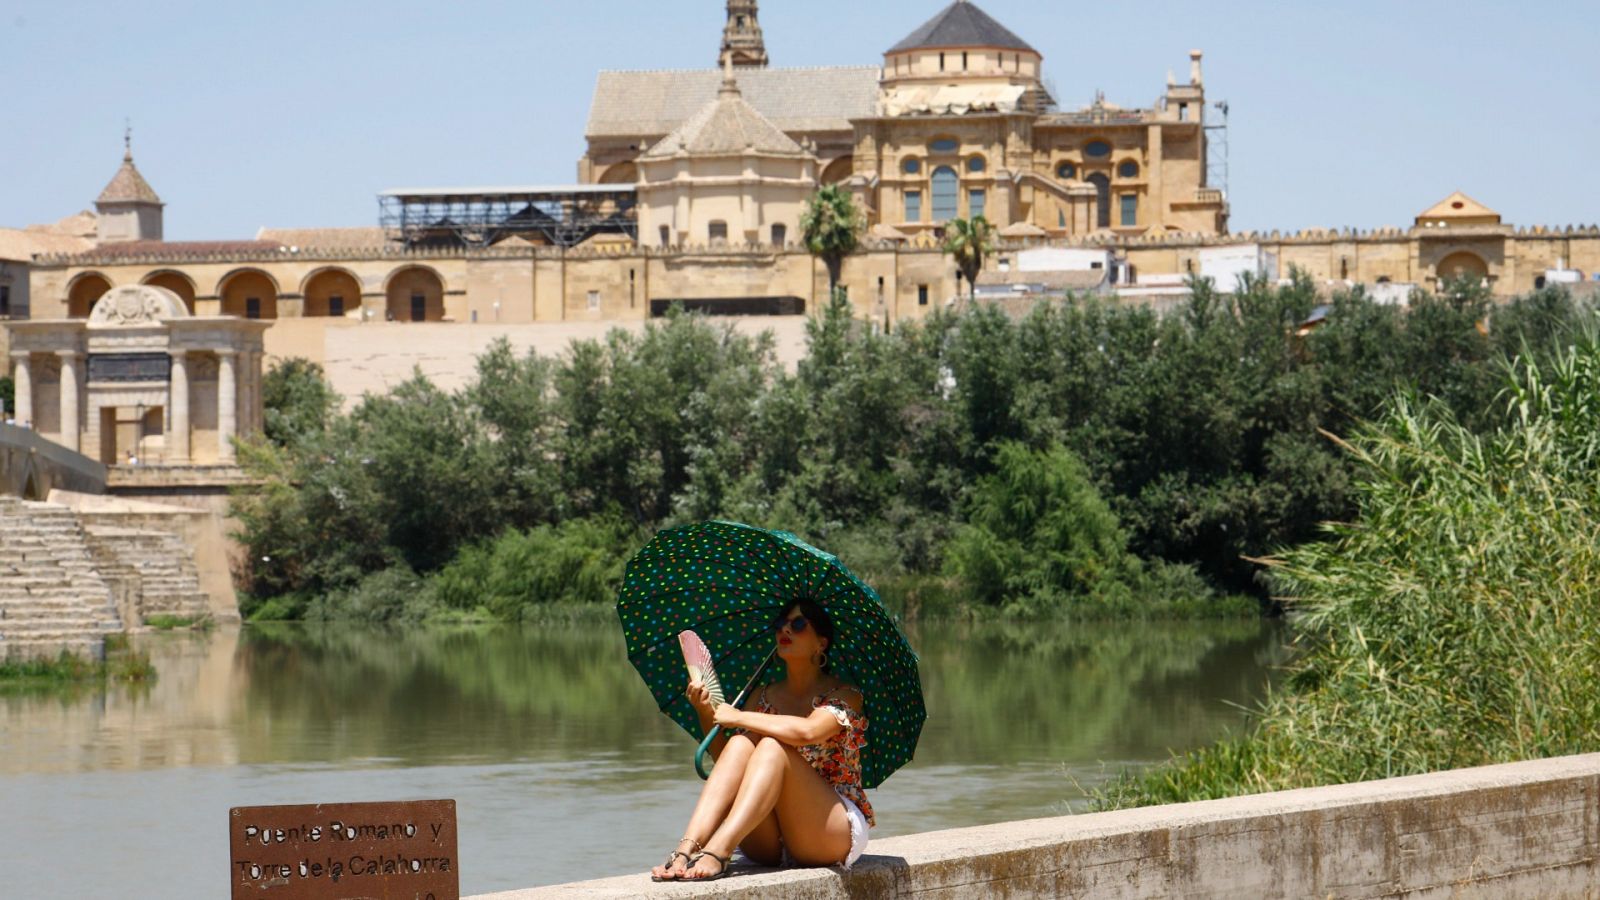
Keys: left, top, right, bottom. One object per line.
{"left": 617, "top": 520, "right": 925, "bottom": 789}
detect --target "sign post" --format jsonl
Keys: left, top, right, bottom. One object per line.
{"left": 228, "top": 800, "right": 458, "bottom": 899}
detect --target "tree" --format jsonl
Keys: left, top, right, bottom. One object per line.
{"left": 800, "top": 184, "right": 863, "bottom": 296}
{"left": 0, "top": 374, "right": 13, "bottom": 417}
{"left": 942, "top": 216, "right": 995, "bottom": 303}
{"left": 261, "top": 358, "right": 337, "bottom": 448}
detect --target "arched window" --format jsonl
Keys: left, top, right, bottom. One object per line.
{"left": 903, "top": 158, "right": 921, "bottom": 175}
{"left": 967, "top": 156, "right": 986, "bottom": 174}
{"left": 1085, "top": 140, "right": 1111, "bottom": 159}
{"left": 929, "top": 138, "right": 959, "bottom": 154}
{"left": 1056, "top": 162, "right": 1076, "bottom": 179}
{"left": 1086, "top": 173, "right": 1111, "bottom": 229}
{"left": 1118, "top": 160, "right": 1140, "bottom": 178}
{"left": 931, "top": 166, "right": 959, "bottom": 221}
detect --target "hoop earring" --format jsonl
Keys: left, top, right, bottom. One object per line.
{"left": 813, "top": 650, "right": 829, "bottom": 669}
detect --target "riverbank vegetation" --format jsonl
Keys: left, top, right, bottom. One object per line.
{"left": 0, "top": 637, "right": 156, "bottom": 684}
{"left": 233, "top": 274, "right": 1593, "bottom": 623}
{"left": 1097, "top": 334, "right": 1600, "bottom": 806}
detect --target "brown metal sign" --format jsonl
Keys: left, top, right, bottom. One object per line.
{"left": 229, "top": 800, "right": 458, "bottom": 899}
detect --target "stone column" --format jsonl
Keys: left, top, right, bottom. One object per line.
{"left": 249, "top": 350, "right": 264, "bottom": 435}
{"left": 11, "top": 353, "right": 31, "bottom": 427}
{"left": 168, "top": 349, "right": 190, "bottom": 464}
{"left": 57, "top": 351, "right": 81, "bottom": 453}
{"left": 217, "top": 349, "right": 237, "bottom": 464}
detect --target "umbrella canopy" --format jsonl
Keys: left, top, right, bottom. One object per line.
{"left": 618, "top": 520, "right": 925, "bottom": 788}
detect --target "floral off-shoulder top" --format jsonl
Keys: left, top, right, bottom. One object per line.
{"left": 751, "top": 683, "right": 875, "bottom": 827}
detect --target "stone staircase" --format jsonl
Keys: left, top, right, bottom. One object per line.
{"left": 83, "top": 525, "right": 210, "bottom": 623}
{"left": 0, "top": 496, "right": 123, "bottom": 661}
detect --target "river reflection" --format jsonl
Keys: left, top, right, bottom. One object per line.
{"left": 0, "top": 616, "right": 1287, "bottom": 897}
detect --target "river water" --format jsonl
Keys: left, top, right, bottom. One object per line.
{"left": 0, "top": 617, "right": 1286, "bottom": 897}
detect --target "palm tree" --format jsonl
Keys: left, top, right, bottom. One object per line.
{"left": 800, "top": 185, "right": 863, "bottom": 298}
{"left": 943, "top": 216, "right": 995, "bottom": 304}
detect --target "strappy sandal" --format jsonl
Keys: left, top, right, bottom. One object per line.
{"left": 651, "top": 837, "right": 700, "bottom": 882}
{"left": 683, "top": 849, "right": 730, "bottom": 881}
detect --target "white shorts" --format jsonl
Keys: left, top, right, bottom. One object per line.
{"left": 837, "top": 789, "right": 870, "bottom": 869}
{"left": 767, "top": 788, "right": 870, "bottom": 870}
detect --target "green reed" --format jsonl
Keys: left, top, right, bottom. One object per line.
{"left": 1098, "top": 336, "right": 1600, "bottom": 808}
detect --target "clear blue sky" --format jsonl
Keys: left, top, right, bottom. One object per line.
{"left": 5, "top": 0, "right": 1596, "bottom": 240}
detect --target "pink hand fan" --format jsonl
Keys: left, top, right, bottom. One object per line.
{"left": 678, "top": 630, "right": 725, "bottom": 707}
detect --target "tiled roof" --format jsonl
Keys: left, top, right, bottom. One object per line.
{"left": 888, "top": 1, "right": 1036, "bottom": 54}
{"left": 0, "top": 227, "right": 96, "bottom": 262}
{"left": 77, "top": 240, "right": 279, "bottom": 259}
{"left": 256, "top": 226, "right": 390, "bottom": 248}
{"left": 641, "top": 79, "right": 805, "bottom": 159}
{"left": 96, "top": 153, "right": 163, "bottom": 205}
{"left": 587, "top": 66, "right": 880, "bottom": 139}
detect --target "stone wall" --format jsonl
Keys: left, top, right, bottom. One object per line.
{"left": 471, "top": 753, "right": 1600, "bottom": 899}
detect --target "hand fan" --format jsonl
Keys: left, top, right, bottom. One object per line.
{"left": 678, "top": 630, "right": 725, "bottom": 707}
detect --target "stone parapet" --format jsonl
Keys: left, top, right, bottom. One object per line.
{"left": 470, "top": 753, "right": 1600, "bottom": 899}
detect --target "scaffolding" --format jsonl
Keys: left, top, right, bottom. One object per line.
{"left": 1204, "top": 100, "right": 1230, "bottom": 201}
{"left": 378, "top": 185, "right": 637, "bottom": 248}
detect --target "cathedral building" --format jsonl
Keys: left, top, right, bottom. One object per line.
{"left": 586, "top": 0, "right": 1226, "bottom": 241}
{"left": 5, "top": 0, "right": 1598, "bottom": 397}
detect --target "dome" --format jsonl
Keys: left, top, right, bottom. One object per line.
{"left": 888, "top": 1, "right": 1036, "bottom": 54}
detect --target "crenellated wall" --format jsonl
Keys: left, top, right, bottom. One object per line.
{"left": 16, "top": 223, "right": 1600, "bottom": 374}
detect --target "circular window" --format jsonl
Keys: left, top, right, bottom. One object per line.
{"left": 1118, "top": 160, "right": 1139, "bottom": 178}
{"left": 903, "top": 158, "right": 921, "bottom": 175}
{"left": 1056, "top": 162, "right": 1076, "bottom": 179}
{"left": 1085, "top": 140, "right": 1111, "bottom": 158}
{"left": 929, "top": 138, "right": 959, "bottom": 154}
{"left": 967, "top": 156, "right": 986, "bottom": 174}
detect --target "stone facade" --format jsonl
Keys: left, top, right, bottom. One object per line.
{"left": 8, "top": 284, "right": 269, "bottom": 466}
{"left": 588, "top": 1, "right": 1226, "bottom": 239}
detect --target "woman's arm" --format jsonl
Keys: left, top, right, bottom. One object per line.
{"left": 715, "top": 706, "right": 842, "bottom": 747}
{"left": 686, "top": 680, "right": 730, "bottom": 759}
{"left": 713, "top": 687, "right": 862, "bottom": 747}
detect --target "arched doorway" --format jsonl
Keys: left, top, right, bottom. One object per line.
{"left": 302, "top": 268, "right": 363, "bottom": 318}
{"left": 1435, "top": 251, "right": 1488, "bottom": 284}
{"left": 67, "top": 273, "right": 112, "bottom": 318}
{"left": 142, "top": 271, "right": 197, "bottom": 313}
{"left": 1086, "top": 173, "right": 1111, "bottom": 229}
{"left": 218, "top": 269, "right": 280, "bottom": 319}
{"left": 385, "top": 266, "right": 445, "bottom": 322}
{"left": 819, "top": 156, "right": 853, "bottom": 186}
{"left": 931, "top": 166, "right": 959, "bottom": 222}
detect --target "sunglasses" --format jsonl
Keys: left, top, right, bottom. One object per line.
{"left": 773, "top": 615, "right": 810, "bottom": 635}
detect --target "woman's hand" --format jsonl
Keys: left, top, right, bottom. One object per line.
{"left": 712, "top": 703, "right": 743, "bottom": 728}
{"left": 684, "top": 679, "right": 716, "bottom": 715}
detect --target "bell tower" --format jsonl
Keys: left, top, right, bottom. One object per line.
{"left": 719, "top": 0, "right": 769, "bottom": 69}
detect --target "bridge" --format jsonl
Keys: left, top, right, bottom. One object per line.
{"left": 0, "top": 421, "right": 108, "bottom": 499}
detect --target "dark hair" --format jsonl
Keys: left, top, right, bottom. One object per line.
{"left": 775, "top": 601, "right": 835, "bottom": 646}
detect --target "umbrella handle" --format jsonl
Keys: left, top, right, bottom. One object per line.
{"left": 694, "top": 727, "right": 720, "bottom": 780}
{"left": 694, "top": 645, "right": 779, "bottom": 780}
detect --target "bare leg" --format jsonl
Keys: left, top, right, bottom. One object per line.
{"left": 649, "top": 734, "right": 757, "bottom": 879}
{"left": 683, "top": 738, "right": 852, "bottom": 879}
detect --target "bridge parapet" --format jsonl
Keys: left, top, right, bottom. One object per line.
{"left": 472, "top": 753, "right": 1600, "bottom": 899}
{"left": 0, "top": 421, "right": 107, "bottom": 499}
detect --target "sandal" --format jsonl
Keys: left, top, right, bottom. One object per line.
{"left": 650, "top": 838, "right": 700, "bottom": 882}
{"left": 683, "top": 849, "right": 730, "bottom": 881}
